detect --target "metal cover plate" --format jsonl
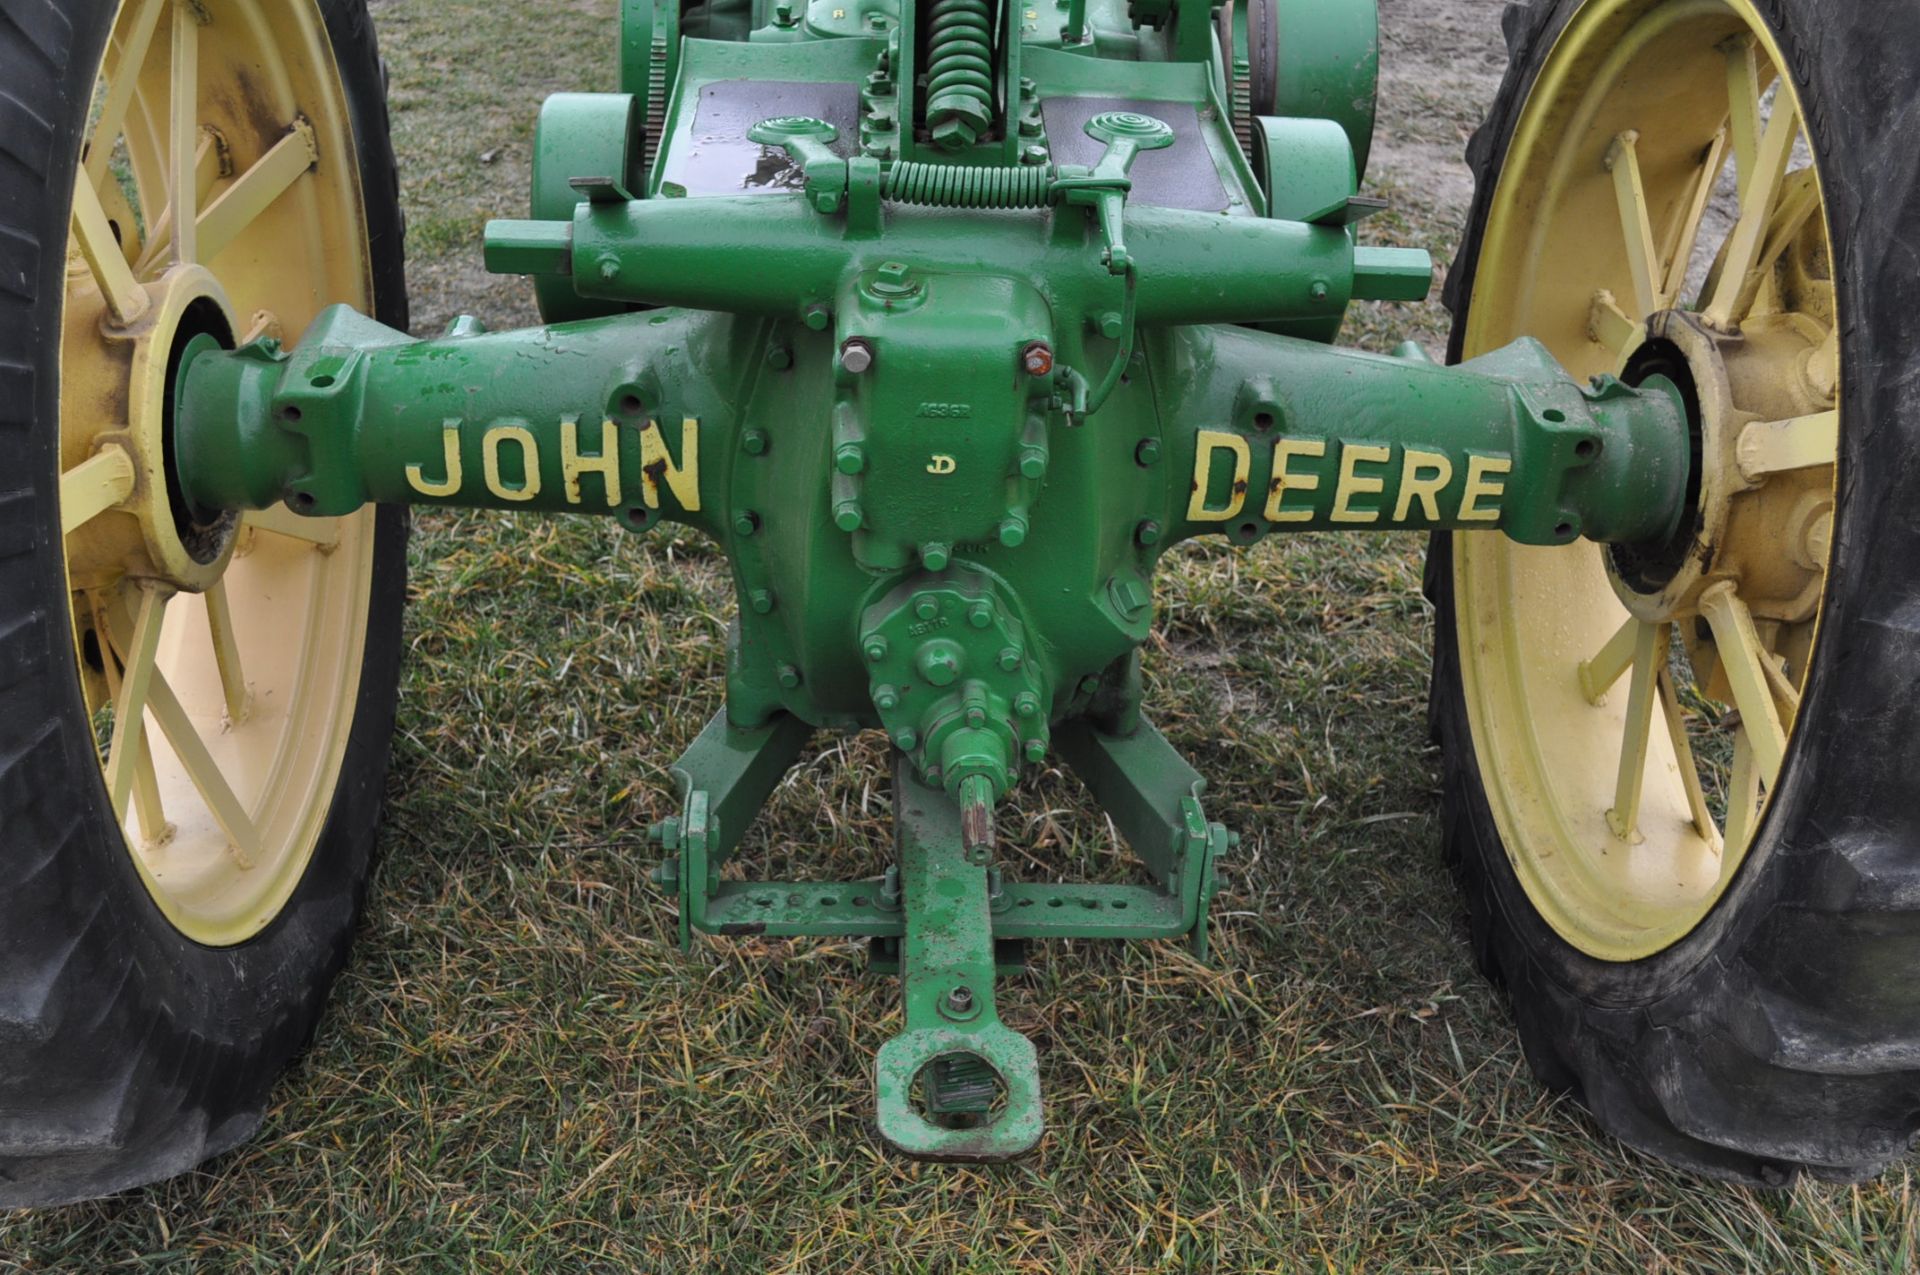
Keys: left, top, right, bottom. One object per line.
{"left": 1040, "top": 96, "right": 1231, "bottom": 213}
{"left": 660, "top": 79, "right": 862, "bottom": 197}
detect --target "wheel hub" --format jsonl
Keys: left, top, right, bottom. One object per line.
{"left": 63, "top": 262, "right": 241, "bottom": 595}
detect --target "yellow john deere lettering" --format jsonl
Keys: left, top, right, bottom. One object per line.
{"left": 403, "top": 418, "right": 702, "bottom": 511}
{"left": 1193, "top": 434, "right": 1512, "bottom": 527}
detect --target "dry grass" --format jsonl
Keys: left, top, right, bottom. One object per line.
{"left": 5, "top": 0, "right": 1918, "bottom": 1269}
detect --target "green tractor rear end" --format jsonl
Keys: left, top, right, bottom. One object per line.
{"left": 3, "top": 0, "right": 1915, "bottom": 1201}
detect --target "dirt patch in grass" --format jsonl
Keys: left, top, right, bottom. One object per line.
{"left": 5, "top": 0, "right": 1916, "bottom": 1270}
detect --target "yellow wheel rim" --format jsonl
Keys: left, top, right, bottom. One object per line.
{"left": 58, "top": 0, "right": 380, "bottom": 947}
{"left": 1455, "top": 0, "right": 1839, "bottom": 960}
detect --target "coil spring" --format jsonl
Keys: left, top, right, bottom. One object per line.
{"left": 882, "top": 161, "right": 1054, "bottom": 209}
{"left": 923, "top": 0, "right": 995, "bottom": 150}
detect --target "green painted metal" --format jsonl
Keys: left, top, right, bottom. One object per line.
{"left": 529, "top": 93, "right": 645, "bottom": 324}
{"left": 165, "top": 0, "right": 1697, "bottom": 1161}
{"left": 1265, "top": 0, "right": 1379, "bottom": 179}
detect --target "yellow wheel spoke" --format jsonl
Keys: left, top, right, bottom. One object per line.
{"left": 1660, "top": 128, "right": 1729, "bottom": 307}
{"left": 168, "top": 0, "right": 201, "bottom": 266}
{"left": 196, "top": 121, "right": 319, "bottom": 265}
{"left": 1723, "top": 733, "right": 1763, "bottom": 856}
{"left": 245, "top": 503, "right": 341, "bottom": 550}
{"left": 70, "top": 177, "right": 150, "bottom": 326}
{"left": 93, "top": 594, "right": 172, "bottom": 846}
{"left": 1656, "top": 670, "right": 1716, "bottom": 843}
{"left": 1699, "top": 584, "right": 1788, "bottom": 784}
{"left": 102, "top": 587, "right": 168, "bottom": 822}
{"left": 1704, "top": 95, "right": 1801, "bottom": 328}
{"left": 1722, "top": 33, "right": 1763, "bottom": 206}
{"left": 1606, "top": 620, "right": 1670, "bottom": 841}
{"left": 1578, "top": 614, "right": 1643, "bottom": 705}
{"left": 145, "top": 663, "right": 262, "bottom": 868}
{"left": 1586, "top": 289, "right": 1643, "bottom": 361}
{"left": 204, "top": 580, "right": 251, "bottom": 725}
{"left": 1604, "top": 130, "right": 1664, "bottom": 317}
{"left": 1736, "top": 409, "right": 1838, "bottom": 481}
{"left": 136, "top": 129, "right": 224, "bottom": 276}
{"left": 59, "top": 445, "right": 137, "bottom": 536}
{"left": 82, "top": 0, "right": 168, "bottom": 190}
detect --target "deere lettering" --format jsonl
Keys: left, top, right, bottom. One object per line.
{"left": 1187, "top": 431, "right": 1512, "bottom": 527}
{"left": 405, "top": 416, "right": 701, "bottom": 511}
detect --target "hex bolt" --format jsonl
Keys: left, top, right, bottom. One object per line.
{"left": 922, "top": 542, "right": 952, "bottom": 571}
{"left": 967, "top": 601, "right": 994, "bottom": 629}
{"left": 1135, "top": 438, "right": 1161, "bottom": 467}
{"left": 894, "top": 729, "right": 919, "bottom": 751}
{"left": 765, "top": 345, "right": 794, "bottom": 371}
{"left": 1135, "top": 519, "right": 1163, "bottom": 546}
{"left": 1097, "top": 311, "right": 1126, "bottom": 341}
{"left": 803, "top": 304, "right": 831, "bottom": 331}
{"left": 966, "top": 705, "right": 987, "bottom": 728}
{"left": 777, "top": 663, "right": 803, "bottom": 689}
{"left": 873, "top": 683, "right": 901, "bottom": 712}
{"left": 1022, "top": 144, "right": 1049, "bottom": 165}
{"left": 879, "top": 864, "right": 902, "bottom": 911}
{"left": 998, "top": 515, "right": 1028, "bottom": 548}
{"left": 1018, "top": 445, "right": 1048, "bottom": 480}
{"left": 841, "top": 337, "right": 875, "bottom": 375}
{"left": 917, "top": 643, "right": 962, "bottom": 686}
{"left": 914, "top": 595, "right": 940, "bottom": 622}
{"left": 1015, "top": 692, "right": 1040, "bottom": 718}
{"left": 749, "top": 588, "right": 777, "bottom": 614}
{"left": 834, "top": 500, "right": 865, "bottom": 532}
{"left": 835, "top": 443, "right": 867, "bottom": 475}
{"left": 1079, "top": 675, "right": 1101, "bottom": 696}
{"left": 732, "top": 509, "right": 761, "bottom": 537}
{"left": 1025, "top": 739, "right": 1047, "bottom": 764}
{"left": 1021, "top": 342, "right": 1055, "bottom": 377}
{"left": 864, "top": 635, "right": 890, "bottom": 663}
{"left": 741, "top": 429, "right": 770, "bottom": 456}
{"left": 997, "top": 647, "right": 1022, "bottom": 672}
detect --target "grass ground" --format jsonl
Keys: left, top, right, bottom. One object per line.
{"left": 6, "top": 0, "right": 1920, "bottom": 1270}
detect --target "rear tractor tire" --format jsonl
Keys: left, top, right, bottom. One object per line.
{"left": 1430, "top": 0, "right": 1920, "bottom": 1183}
{"left": 0, "top": 0, "right": 408, "bottom": 1206}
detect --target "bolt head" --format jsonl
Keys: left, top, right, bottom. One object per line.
{"left": 749, "top": 588, "right": 776, "bottom": 614}
{"left": 841, "top": 338, "right": 875, "bottom": 375}
{"left": 732, "top": 510, "right": 761, "bottom": 537}
{"left": 1021, "top": 342, "right": 1054, "bottom": 377}
{"left": 834, "top": 502, "right": 865, "bottom": 533}
{"left": 921, "top": 542, "right": 951, "bottom": 571}
{"left": 1015, "top": 693, "right": 1040, "bottom": 718}
{"left": 1135, "top": 519, "right": 1162, "bottom": 546}
{"left": 1079, "top": 675, "right": 1101, "bottom": 695}
{"left": 742, "top": 429, "right": 769, "bottom": 456}
{"left": 1019, "top": 448, "right": 1048, "bottom": 480}
{"left": 1309, "top": 280, "right": 1331, "bottom": 303}
{"left": 894, "top": 729, "right": 919, "bottom": 751}
{"left": 803, "top": 304, "right": 831, "bottom": 331}
{"left": 1098, "top": 311, "right": 1126, "bottom": 341}
{"left": 1025, "top": 740, "right": 1047, "bottom": 764}
{"left": 874, "top": 684, "right": 900, "bottom": 711}
{"left": 766, "top": 345, "right": 794, "bottom": 371}
{"left": 835, "top": 443, "right": 867, "bottom": 475}
{"left": 914, "top": 596, "right": 939, "bottom": 622}
{"left": 998, "top": 517, "right": 1027, "bottom": 548}
{"left": 966, "top": 705, "right": 986, "bottom": 727}
{"left": 997, "top": 647, "right": 1022, "bottom": 672}
{"left": 946, "top": 986, "right": 975, "bottom": 1014}
{"left": 967, "top": 602, "right": 993, "bottom": 629}
{"left": 864, "top": 636, "right": 890, "bottom": 662}
{"left": 777, "top": 663, "right": 802, "bottom": 689}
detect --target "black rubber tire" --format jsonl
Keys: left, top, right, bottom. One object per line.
{"left": 1436, "top": 0, "right": 1920, "bottom": 1182}
{"left": 0, "top": 0, "right": 408, "bottom": 1207}
{"left": 1429, "top": 0, "right": 1920, "bottom": 1186}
